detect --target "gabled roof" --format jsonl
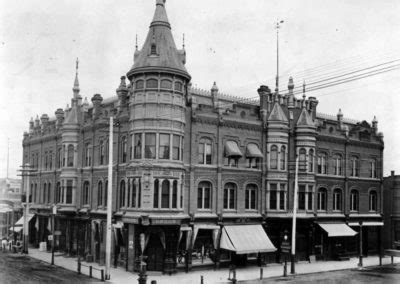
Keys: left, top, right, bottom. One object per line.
{"left": 127, "top": 0, "right": 190, "bottom": 79}
{"left": 296, "top": 107, "right": 314, "bottom": 127}
{"left": 268, "top": 102, "right": 288, "bottom": 122}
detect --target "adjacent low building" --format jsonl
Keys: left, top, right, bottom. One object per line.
{"left": 0, "top": 178, "right": 22, "bottom": 240}
{"left": 20, "top": 0, "right": 384, "bottom": 273}
{"left": 383, "top": 171, "right": 400, "bottom": 249}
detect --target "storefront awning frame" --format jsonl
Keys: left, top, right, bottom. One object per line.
{"left": 318, "top": 223, "right": 358, "bottom": 237}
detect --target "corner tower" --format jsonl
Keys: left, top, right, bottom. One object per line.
{"left": 126, "top": 0, "right": 190, "bottom": 212}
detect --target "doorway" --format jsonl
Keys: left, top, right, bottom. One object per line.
{"left": 145, "top": 234, "right": 164, "bottom": 271}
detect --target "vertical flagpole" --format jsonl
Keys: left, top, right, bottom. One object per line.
{"left": 291, "top": 156, "right": 298, "bottom": 274}
{"left": 7, "top": 138, "right": 9, "bottom": 180}
{"left": 105, "top": 116, "right": 113, "bottom": 280}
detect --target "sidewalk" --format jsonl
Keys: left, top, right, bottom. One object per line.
{"left": 26, "top": 248, "right": 400, "bottom": 284}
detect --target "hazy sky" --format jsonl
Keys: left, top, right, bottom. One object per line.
{"left": 0, "top": 0, "right": 399, "bottom": 178}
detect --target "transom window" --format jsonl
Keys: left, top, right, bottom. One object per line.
{"left": 223, "top": 183, "right": 236, "bottom": 210}
{"left": 197, "top": 181, "right": 211, "bottom": 209}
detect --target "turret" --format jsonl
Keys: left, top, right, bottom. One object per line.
{"left": 211, "top": 81, "right": 219, "bottom": 109}
{"left": 372, "top": 116, "right": 378, "bottom": 133}
{"left": 91, "top": 94, "right": 103, "bottom": 119}
{"left": 116, "top": 76, "right": 129, "bottom": 112}
{"left": 40, "top": 114, "right": 49, "bottom": 131}
{"left": 29, "top": 117, "right": 34, "bottom": 133}
{"left": 287, "top": 77, "right": 294, "bottom": 108}
{"left": 337, "top": 108, "right": 343, "bottom": 130}
{"left": 55, "top": 108, "right": 65, "bottom": 128}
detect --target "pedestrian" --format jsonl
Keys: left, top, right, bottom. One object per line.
{"left": 1, "top": 238, "right": 7, "bottom": 251}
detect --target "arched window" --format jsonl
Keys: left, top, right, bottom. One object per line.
{"left": 280, "top": 146, "right": 286, "bottom": 170}
{"left": 83, "top": 181, "right": 90, "bottom": 205}
{"left": 199, "top": 138, "right": 212, "bottom": 165}
{"left": 47, "top": 183, "right": 51, "bottom": 204}
{"left": 350, "top": 190, "right": 359, "bottom": 211}
{"left": 67, "top": 144, "right": 74, "bottom": 167}
{"left": 153, "top": 179, "right": 159, "bottom": 208}
{"left": 161, "top": 180, "right": 170, "bottom": 208}
{"left": 351, "top": 156, "right": 359, "bottom": 177}
{"left": 43, "top": 183, "right": 47, "bottom": 204}
{"left": 299, "top": 148, "right": 307, "bottom": 171}
{"left": 308, "top": 149, "right": 314, "bottom": 172}
{"left": 135, "top": 80, "right": 144, "bottom": 90}
{"left": 98, "top": 181, "right": 103, "bottom": 207}
{"left": 160, "top": 79, "right": 172, "bottom": 89}
{"left": 245, "top": 184, "right": 257, "bottom": 210}
{"left": 317, "top": 188, "right": 327, "bottom": 210}
{"left": 119, "top": 180, "right": 126, "bottom": 208}
{"left": 223, "top": 183, "right": 236, "bottom": 210}
{"left": 333, "top": 188, "right": 342, "bottom": 211}
{"left": 197, "top": 181, "right": 211, "bottom": 209}
{"left": 317, "top": 152, "right": 328, "bottom": 174}
{"left": 56, "top": 182, "right": 61, "bottom": 204}
{"left": 105, "top": 180, "right": 108, "bottom": 207}
{"left": 334, "top": 154, "right": 342, "bottom": 176}
{"left": 146, "top": 78, "right": 158, "bottom": 88}
{"left": 174, "top": 81, "right": 183, "bottom": 92}
{"left": 121, "top": 137, "right": 127, "bottom": 163}
{"left": 99, "top": 140, "right": 105, "bottom": 165}
{"left": 370, "top": 159, "right": 377, "bottom": 178}
{"left": 369, "top": 191, "right": 377, "bottom": 211}
{"left": 172, "top": 180, "right": 178, "bottom": 208}
{"left": 150, "top": 44, "right": 157, "bottom": 55}
{"left": 270, "top": 145, "right": 278, "bottom": 169}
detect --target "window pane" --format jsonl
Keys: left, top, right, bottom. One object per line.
{"left": 173, "top": 135, "right": 180, "bottom": 160}
{"left": 145, "top": 133, "right": 156, "bottom": 159}
{"left": 197, "top": 187, "right": 203, "bottom": 208}
{"left": 66, "top": 180, "right": 73, "bottom": 204}
{"left": 172, "top": 181, "right": 177, "bottom": 208}
{"left": 205, "top": 143, "right": 212, "bottom": 164}
{"left": 229, "top": 188, "right": 235, "bottom": 209}
{"left": 245, "top": 190, "right": 250, "bottom": 209}
{"left": 270, "top": 190, "right": 277, "bottom": 210}
{"left": 135, "top": 80, "right": 144, "bottom": 89}
{"left": 270, "top": 146, "right": 278, "bottom": 169}
{"left": 307, "top": 192, "right": 313, "bottom": 210}
{"left": 161, "top": 180, "right": 170, "bottom": 208}
{"left": 153, "top": 179, "right": 159, "bottom": 208}
{"left": 204, "top": 187, "right": 211, "bottom": 209}
{"left": 134, "top": 134, "right": 142, "bottom": 159}
{"left": 159, "top": 134, "right": 170, "bottom": 159}
{"left": 146, "top": 79, "right": 158, "bottom": 88}
{"left": 161, "top": 79, "right": 172, "bottom": 89}
{"left": 174, "top": 81, "right": 183, "bottom": 92}
{"left": 198, "top": 143, "right": 204, "bottom": 164}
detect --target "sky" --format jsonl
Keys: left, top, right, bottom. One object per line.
{"left": 0, "top": 0, "right": 399, "bottom": 178}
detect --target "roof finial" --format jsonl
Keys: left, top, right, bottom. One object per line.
{"left": 135, "top": 34, "right": 138, "bottom": 50}
{"left": 302, "top": 80, "right": 306, "bottom": 100}
{"left": 73, "top": 57, "right": 80, "bottom": 95}
{"left": 182, "top": 33, "right": 185, "bottom": 49}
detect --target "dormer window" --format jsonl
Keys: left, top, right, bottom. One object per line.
{"left": 150, "top": 44, "right": 157, "bottom": 55}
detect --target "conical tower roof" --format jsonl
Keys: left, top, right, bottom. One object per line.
{"left": 268, "top": 102, "right": 288, "bottom": 123}
{"left": 127, "top": 0, "right": 190, "bottom": 80}
{"left": 296, "top": 107, "right": 314, "bottom": 127}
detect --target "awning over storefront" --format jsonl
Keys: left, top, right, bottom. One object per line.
{"left": 10, "top": 226, "right": 23, "bottom": 233}
{"left": 318, "top": 223, "right": 358, "bottom": 237}
{"left": 15, "top": 214, "right": 34, "bottom": 226}
{"left": 246, "top": 144, "right": 263, "bottom": 158}
{"left": 348, "top": 221, "right": 384, "bottom": 227}
{"left": 220, "top": 225, "right": 276, "bottom": 254}
{"left": 225, "top": 141, "right": 243, "bottom": 157}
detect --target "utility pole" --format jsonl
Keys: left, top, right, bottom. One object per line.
{"left": 291, "top": 156, "right": 299, "bottom": 274}
{"left": 51, "top": 205, "right": 56, "bottom": 265}
{"left": 19, "top": 163, "right": 34, "bottom": 254}
{"left": 105, "top": 116, "right": 113, "bottom": 280}
{"left": 275, "top": 20, "right": 284, "bottom": 94}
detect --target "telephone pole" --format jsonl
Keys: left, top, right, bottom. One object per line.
{"left": 275, "top": 20, "right": 284, "bottom": 94}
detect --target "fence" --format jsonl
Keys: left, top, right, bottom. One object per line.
{"left": 77, "top": 260, "right": 105, "bottom": 281}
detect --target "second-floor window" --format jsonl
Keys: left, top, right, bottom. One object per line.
{"left": 197, "top": 181, "right": 211, "bottom": 209}
{"left": 121, "top": 137, "right": 127, "bottom": 163}
{"left": 350, "top": 190, "right": 359, "bottom": 211}
{"left": 308, "top": 149, "right": 314, "bottom": 172}
{"left": 334, "top": 154, "right": 342, "bottom": 175}
{"left": 223, "top": 182, "right": 236, "bottom": 210}
{"left": 333, "top": 188, "right": 342, "bottom": 211}
{"left": 159, "top": 134, "right": 170, "bottom": 159}
{"left": 134, "top": 133, "right": 142, "bottom": 159}
{"left": 351, "top": 156, "right": 359, "bottom": 177}
{"left": 67, "top": 145, "right": 74, "bottom": 167}
{"left": 299, "top": 148, "right": 307, "bottom": 171}
{"left": 245, "top": 184, "right": 257, "bottom": 210}
{"left": 369, "top": 191, "right": 377, "bottom": 211}
{"left": 370, "top": 159, "right": 377, "bottom": 178}
{"left": 84, "top": 143, "right": 91, "bottom": 167}
{"left": 270, "top": 145, "right": 278, "bottom": 169}
{"left": 82, "top": 181, "right": 90, "bottom": 205}
{"left": 198, "top": 138, "right": 212, "bottom": 165}
{"left": 145, "top": 133, "right": 156, "bottom": 159}
{"left": 119, "top": 180, "right": 126, "bottom": 208}
{"left": 298, "top": 185, "right": 313, "bottom": 211}
{"left": 317, "top": 153, "right": 327, "bottom": 174}
{"left": 100, "top": 140, "right": 105, "bottom": 165}
{"left": 317, "top": 188, "right": 327, "bottom": 211}
{"left": 246, "top": 143, "right": 262, "bottom": 169}
{"left": 98, "top": 181, "right": 103, "bottom": 207}
{"left": 224, "top": 141, "right": 242, "bottom": 168}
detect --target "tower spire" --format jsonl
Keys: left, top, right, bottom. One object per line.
{"left": 73, "top": 57, "right": 80, "bottom": 96}
{"left": 182, "top": 33, "right": 185, "bottom": 49}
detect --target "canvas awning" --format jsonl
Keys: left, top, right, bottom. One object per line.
{"left": 318, "top": 223, "right": 358, "bottom": 237}
{"left": 220, "top": 225, "right": 276, "bottom": 254}
{"left": 225, "top": 141, "right": 243, "bottom": 157}
{"left": 348, "top": 221, "right": 384, "bottom": 227}
{"left": 15, "top": 214, "right": 34, "bottom": 226}
{"left": 246, "top": 144, "right": 263, "bottom": 158}
{"left": 10, "top": 226, "right": 23, "bottom": 233}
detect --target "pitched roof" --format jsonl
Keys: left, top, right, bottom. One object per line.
{"left": 127, "top": 0, "right": 190, "bottom": 79}
{"left": 268, "top": 102, "right": 288, "bottom": 122}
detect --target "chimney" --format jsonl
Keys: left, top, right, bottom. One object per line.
{"left": 91, "top": 93, "right": 103, "bottom": 118}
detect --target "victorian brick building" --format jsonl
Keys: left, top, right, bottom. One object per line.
{"left": 21, "top": 0, "right": 384, "bottom": 273}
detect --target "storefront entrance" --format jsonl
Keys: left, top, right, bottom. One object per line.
{"left": 146, "top": 234, "right": 164, "bottom": 271}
